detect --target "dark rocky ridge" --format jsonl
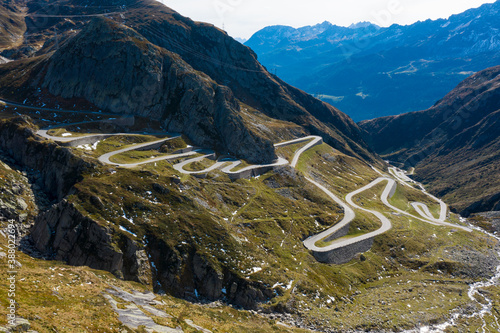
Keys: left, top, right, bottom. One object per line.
{"left": 359, "top": 66, "right": 500, "bottom": 215}
{"left": 39, "top": 18, "right": 275, "bottom": 164}
{"left": 0, "top": 116, "right": 93, "bottom": 201}
{"left": 32, "top": 199, "right": 151, "bottom": 283}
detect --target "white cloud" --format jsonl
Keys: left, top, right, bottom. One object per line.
{"left": 159, "top": 0, "right": 496, "bottom": 38}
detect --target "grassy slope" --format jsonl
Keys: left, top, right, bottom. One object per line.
{"left": 0, "top": 233, "right": 309, "bottom": 333}
{"left": 59, "top": 138, "right": 500, "bottom": 331}
{"left": 359, "top": 66, "right": 500, "bottom": 215}
{"left": 0, "top": 1, "right": 26, "bottom": 49}
{"left": 1, "top": 126, "right": 499, "bottom": 331}
{"left": 389, "top": 183, "right": 442, "bottom": 218}
{"left": 417, "top": 142, "right": 500, "bottom": 214}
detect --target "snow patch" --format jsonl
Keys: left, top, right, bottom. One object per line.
{"left": 251, "top": 267, "right": 262, "bottom": 274}
{"left": 119, "top": 225, "right": 137, "bottom": 237}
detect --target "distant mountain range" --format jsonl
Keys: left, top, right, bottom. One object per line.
{"left": 246, "top": 1, "right": 500, "bottom": 121}
{"left": 360, "top": 66, "right": 500, "bottom": 215}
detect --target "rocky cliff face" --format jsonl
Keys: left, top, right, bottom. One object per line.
{"left": 0, "top": 116, "right": 93, "bottom": 201}
{"left": 0, "top": 155, "right": 37, "bottom": 240}
{"left": 31, "top": 199, "right": 150, "bottom": 283}
{"left": 360, "top": 66, "right": 500, "bottom": 215}
{"left": 0, "top": 117, "right": 147, "bottom": 282}
{"left": 146, "top": 235, "right": 273, "bottom": 309}
{"left": 38, "top": 18, "right": 275, "bottom": 164}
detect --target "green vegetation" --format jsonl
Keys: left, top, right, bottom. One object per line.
{"left": 159, "top": 136, "right": 188, "bottom": 153}
{"left": 1, "top": 127, "right": 498, "bottom": 332}
{"left": 315, "top": 214, "right": 380, "bottom": 248}
{"left": 275, "top": 139, "right": 314, "bottom": 162}
{"left": 227, "top": 160, "right": 252, "bottom": 171}
{"left": 166, "top": 153, "right": 206, "bottom": 166}
{"left": 296, "top": 143, "right": 379, "bottom": 195}
{"left": 389, "top": 182, "right": 441, "bottom": 218}
{"left": 47, "top": 127, "right": 89, "bottom": 137}
{"left": 92, "top": 135, "right": 168, "bottom": 156}
{"left": 89, "top": 135, "right": 192, "bottom": 165}
{"left": 183, "top": 158, "right": 217, "bottom": 172}
{"left": 238, "top": 102, "right": 306, "bottom": 143}
{"left": 108, "top": 149, "right": 170, "bottom": 164}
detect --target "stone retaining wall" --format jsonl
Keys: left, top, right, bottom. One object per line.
{"left": 313, "top": 237, "right": 374, "bottom": 264}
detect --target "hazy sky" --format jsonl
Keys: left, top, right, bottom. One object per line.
{"left": 159, "top": 0, "right": 496, "bottom": 39}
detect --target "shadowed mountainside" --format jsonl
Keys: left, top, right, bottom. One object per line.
{"left": 0, "top": 0, "right": 378, "bottom": 165}
{"left": 359, "top": 66, "right": 500, "bottom": 215}
{"left": 0, "top": 0, "right": 25, "bottom": 49}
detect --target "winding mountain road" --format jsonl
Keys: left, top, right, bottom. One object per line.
{"left": 412, "top": 202, "right": 439, "bottom": 221}
{"left": 303, "top": 177, "right": 395, "bottom": 254}
{"left": 0, "top": 98, "right": 116, "bottom": 116}
{"left": 97, "top": 137, "right": 199, "bottom": 168}
{"left": 36, "top": 120, "right": 471, "bottom": 262}
{"left": 173, "top": 135, "right": 322, "bottom": 177}
{"left": 389, "top": 167, "right": 449, "bottom": 224}
{"left": 302, "top": 177, "right": 357, "bottom": 251}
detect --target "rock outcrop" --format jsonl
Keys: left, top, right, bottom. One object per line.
{"left": 38, "top": 18, "right": 275, "bottom": 164}
{"left": 31, "top": 199, "right": 150, "bottom": 283}
{"left": 0, "top": 116, "right": 92, "bottom": 201}
{"left": 146, "top": 235, "right": 273, "bottom": 309}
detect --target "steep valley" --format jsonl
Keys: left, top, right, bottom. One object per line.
{"left": 0, "top": 0, "right": 500, "bottom": 332}
{"left": 360, "top": 66, "right": 500, "bottom": 217}
{"left": 0, "top": 102, "right": 499, "bottom": 332}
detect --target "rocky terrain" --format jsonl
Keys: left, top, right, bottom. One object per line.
{"left": 246, "top": 1, "right": 500, "bottom": 121}
{"left": 0, "top": 0, "right": 378, "bottom": 165}
{"left": 470, "top": 211, "right": 500, "bottom": 234}
{"left": 0, "top": 111, "right": 499, "bottom": 331}
{"left": 360, "top": 66, "right": 500, "bottom": 216}
{"left": 0, "top": 1, "right": 500, "bottom": 332}
{"left": 0, "top": 0, "right": 24, "bottom": 49}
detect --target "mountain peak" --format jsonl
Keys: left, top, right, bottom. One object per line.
{"left": 246, "top": 0, "right": 500, "bottom": 121}
{"left": 348, "top": 21, "right": 379, "bottom": 29}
